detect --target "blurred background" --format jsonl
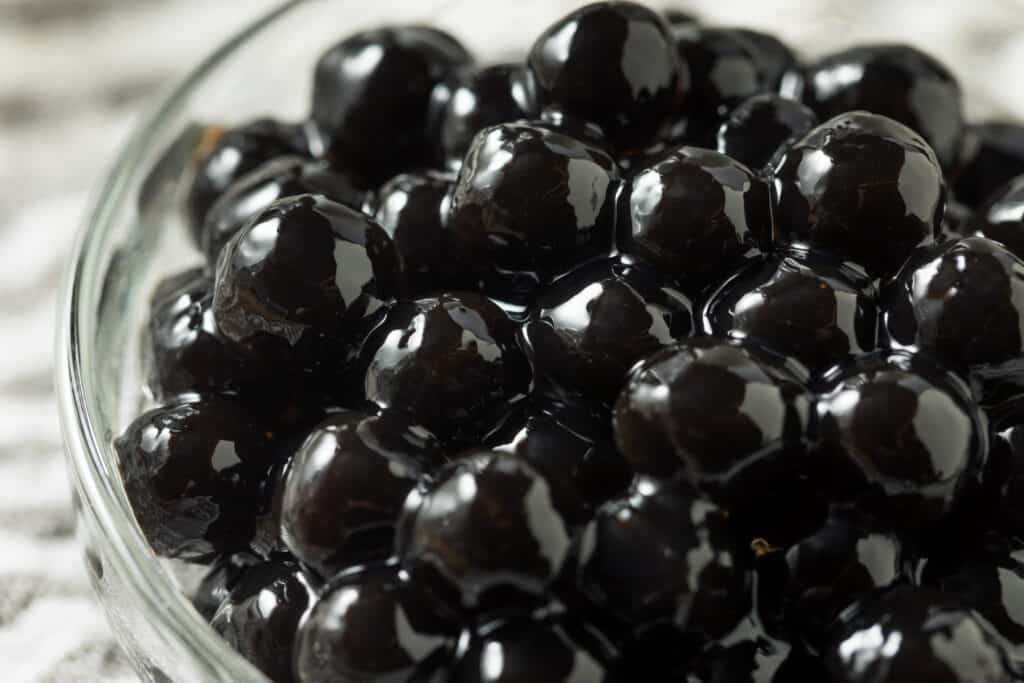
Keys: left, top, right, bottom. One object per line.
{"left": 0, "top": 0, "right": 1022, "bottom": 681}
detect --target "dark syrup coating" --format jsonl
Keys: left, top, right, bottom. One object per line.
{"left": 520, "top": 257, "right": 693, "bottom": 406}
{"left": 528, "top": 1, "right": 687, "bottom": 151}
{"left": 702, "top": 254, "right": 878, "bottom": 373}
{"left": 210, "top": 558, "right": 314, "bottom": 683}
{"left": 623, "top": 146, "right": 768, "bottom": 288}
{"left": 396, "top": 451, "right": 586, "bottom": 611}
{"left": 280, "top": 411, "right": 443, "bottom": 579}
{"left": 200, "top": 156, "right": 366, "bottom": 266}
{"left": 802, "top": 44, "right": 964, "bottom": 169}
{"left": 294, "top": 566, "right": 458, "bottom": 683}
{"left": 212, "top": 194, "right": 403, "bottom": 382}
{"left": 824, "top": 586, "right": 1015, "bottom": 683}
{"left": 772, "top": 111, "right": 946, "bottom": 279}
{"left": 312, "top": 27, "right": 472, "bottom": 184}
{"left": 448, "top": 122, "right": 620, "bottom": 303}
{"left": 359, "top": 292, "right": 528, "bottom": 444}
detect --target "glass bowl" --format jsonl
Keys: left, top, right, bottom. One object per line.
{"left": 55, "top": 1, "right": 1024, "bottom": 681}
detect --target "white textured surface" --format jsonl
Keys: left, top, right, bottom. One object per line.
{"left": 1, "top": 0, "right": 1023, "bottom": 681}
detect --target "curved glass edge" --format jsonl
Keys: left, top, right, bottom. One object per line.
{"left": 54, "top": 2, "right": 310, "bottom": 681}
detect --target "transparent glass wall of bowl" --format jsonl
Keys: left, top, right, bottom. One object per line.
{"left": 57, "top": 0, "right": 1023, "bottom": 681}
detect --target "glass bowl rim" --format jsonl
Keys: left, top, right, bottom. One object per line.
{"left": 54, "top": 2, "right": 307, "bottom": 680}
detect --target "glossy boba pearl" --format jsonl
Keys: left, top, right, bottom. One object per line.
{"left": 367, "top": 171, "right": 459, "bottom": 294}
{"left": 802, "top": 44, "right": 964, "bottom": 169}
{"left": 716, "top": 93, "right": 819, "bottom": 171}
{"left": 968, "top": 174, "right": 1024, "bottom": 258}
{"left": 528, "top": 1, "right": 686, "bottom": 150}
{"left": 624, "top": 147, "right": 768, "bottom": 287}
{"left": 815, "top": 352, "right": 984, "bottom": 528}
{"left": 673, "top": 26, "right": 798, "bottom": 144}
{"left": 430, "top": 64, "right": 541, "bottom": 169}
{"left": 396, "top": 451, "right": 586, "bottom": 610}
{"left": 702, "top": 254, "right": 878, "bottom": 373}
{"left": 484, "top": 402, "right": 632, "bottom": 509}
{"left": 186, "top": 119, "right": 309, "bottom": 244}
{"left": 116, "top": 396, "right": 277, "bottom": 561}
{"left": 882, "top": 237, "right": 1024, "bottom": 371}
{"left": 613, "top": 337, "right": 811, "bottom": 485}
{"left": 213, "top": 194, "right": 403, "bottom": 380}
{"left": 360, "top": 292, "right": 527, "bottom": 443}
{"left": 954, "top": 121, "right": 1024, "bottom": 207}
{"left": 824, "top": 586, "right": 1014, "bottom": 683}
{"left": 450, "top": 620, "right": 617, "bottom": 683}
{"left": 448, "top": 122, "right": 619, "bottom": 303}
{"left": 281, "top": 411, "right": 442, "bottom": 579}
{"left": 201, "top": 156, "right": 366, "bottom": 265}
{"left": 782, "top": 511, "right": 902, "bottom": 643}
{"left": 520, "top": 257, "right": 694, "bottom": 406}
{"left": 312, "top": 27, "right": 472, "bottom": 185}
{"left": 576, "top": 476, "right": 749, "bottom": 639}
{"left": 992, "top": 404, "right": 1024, "bottom": 535}
{"left": 210, "top": 559, "right": 314, "bottom": 683}
{"left": 146, "top": 269, "right": 260, "bottom": 400}
{"left": 772, "top": 111, "right": 945, "bottom": 278}
{"left": 295, "top": 566, "right": 457, "bottom": 683}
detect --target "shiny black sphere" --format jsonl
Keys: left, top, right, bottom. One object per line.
{"left": 210, "top": 559, "right": 314, "bottom": 683}
{"left": 201, "top": 156, "right": 366, "bottom": 265}
{"left": 716, "top": 93, "right": 818, "bottom": 171}
{"left": 528, "top": 1, "right": 687, "bottom": 150}
{"left": 213, "top": 194, "right": 403, "bottom": 381}
{"left": 367, "top": 171, "right": 460, "bottom": 294}
{"left": 186, "top": 119, "right": 309, "bottom": 244}
{"left": 448, "top": 122, "right": 620, "bottom": 303}
{"left": 280, "top": 411, "right": 443, "bottom": 579}
{"left": 430, "top": 64, "right": 541, "bottom": 169}
{"left": 673, "top": 26, "right": 798, "bottom": 144}
{"left": 623, "top": 146, "right": 768, "bottom": 288}
{"left": 802, "top": 44, "right": 963, "bottom": 169}
{"left": 521, "top": 257, "right": 693, "bottom": 406}
{"left": 312, "top": 27, "right": 472, "bottom": 184}
{"left": 702, "top": 254, "right": 877, "bottom": 373}
{"left": 954, "top": 121, "right": 1024, "bottom": 207}
{"left": 116, "top": 396, "right": 279, "bottom": 561}
{"left": 882, "top": 237, "right": 1024, "bottom": 372}
{"left": 771, "top": 111, "right": 946, "bottom": 278}
{"left": 824, "top": 586, "right": 1014, "bottom": 683}
{"left": 295, "top": 566, "right": 458, "bottom": 682}
{"left": 576, "top": 476, "right": 749, "bottom": 639}
{"left": 359, "top": 292, "right": 528, "bottom": 444}
{"left": 396, "top": 451, "right": 586, "bottom": 610}
{"left": 815, "top": 352, "right": 985, "bottom": 528}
